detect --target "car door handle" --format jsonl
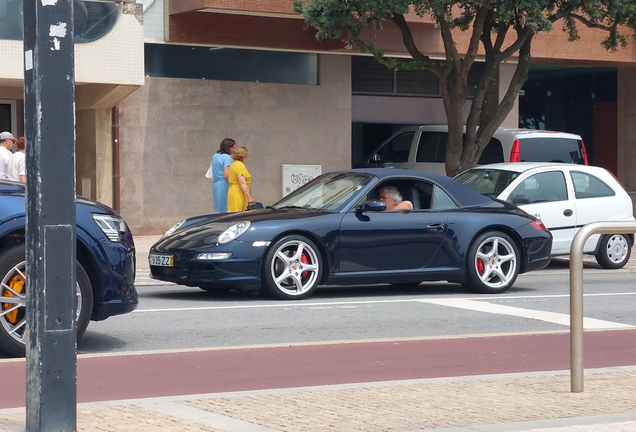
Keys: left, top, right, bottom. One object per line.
{"left": 563, "top": 209, "right": 573, "bottom": 217}
{"left": 426, "top": 223, "right": 446, "bottom": 232}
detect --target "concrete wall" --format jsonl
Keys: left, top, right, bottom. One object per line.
{"left": 617, "top": 68, "right": 636, "bottom": 213}
{"left": 143, "top": 0, "right": 165, "bottom": 42}
{"left": 76, "top": 109, "right": 113, "bottom": 205}
{"left": 118, "top": 54, "right": 352, "bottom": 235}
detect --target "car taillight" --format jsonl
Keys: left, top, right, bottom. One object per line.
{"left": 531, "top": 219, "right": 547, "bottom": 231}
{"left": 580, "top": 140, "right": 589, "bottom": 165}
{"left": 510, "top": 139, "right": 520, "bottom": 162}
{"left": 607, "top": 169, "right": 628, "bottom": 192}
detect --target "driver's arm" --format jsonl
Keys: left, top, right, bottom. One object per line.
{"left": 391, "top": 200, "right": 413, "bottom": 211}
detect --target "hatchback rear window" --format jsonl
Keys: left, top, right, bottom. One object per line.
{"left": 519, "top": 138, "right": 585, "bottom": 164}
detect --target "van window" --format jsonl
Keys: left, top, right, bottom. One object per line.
{"left": 371, "top": 131, "right": 414, "bottom": 163}
{"left": 570, "top": 171, "right": 615, "bottom": 199}
{"left": 519, "top": 138, "right": 585, "bottom": 164}
{"left": 478, "top": 139, "right": 504, "bottom": 164}
{"left": 416, "top": 132, "right": 446, "bottom": 162}
{"left": 416, "top": 133, "right": 503, "bottom": 164}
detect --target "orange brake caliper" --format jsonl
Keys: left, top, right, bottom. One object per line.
{"left": 2, "top": 275, "right": 24, "bottom": 324}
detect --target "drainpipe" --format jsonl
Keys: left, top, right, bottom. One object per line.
{"left": 138, "top": 0, "right": 156, "bottom": 12}
{"left": 112, "top": 106, "right": 121, "bottom": 213}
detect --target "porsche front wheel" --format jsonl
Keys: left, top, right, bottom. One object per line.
{"left": 263, "top": 235, "right": 323, "bottom": 300}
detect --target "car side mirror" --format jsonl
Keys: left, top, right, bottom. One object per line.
{"left": 358, "top": 200, "right": 386, "bottom": 212}
{"left": 512, "top": 195, "right": 531, "bottom": 205}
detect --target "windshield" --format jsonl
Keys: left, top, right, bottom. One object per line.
{"left": 455, "top": 169, "right": 520, "bottom": 198}
{"left": 273, "top": 172, "right": 373, "bottom": 212}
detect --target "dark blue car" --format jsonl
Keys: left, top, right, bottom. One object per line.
{"left": 0, "top": 181, "right": 137, "bottom": 357}
{"left": 150, "top": 169, "right": 552, "bottom": 299}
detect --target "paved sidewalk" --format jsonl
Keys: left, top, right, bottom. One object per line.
{"left": 2, "top": 367, "right": 636, "bottom": 431}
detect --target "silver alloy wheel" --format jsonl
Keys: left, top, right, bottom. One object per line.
{"left": 0, "top": 261, "right": 82, "bottom": 346}
{"left": 270, "top": 239, "right": 319, "bottom": 297}
{"left": 474, "top": 236, "right": 517, "bottom": 289}
{"left": 605, "top": 235, "right": 629, "bottom": 264}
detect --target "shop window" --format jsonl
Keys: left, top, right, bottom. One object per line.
{"left": 145, "top": 44, "right": 319, "bottom": 86}
{"left": 0, "top": 0, "right": 119, "bottom": 43}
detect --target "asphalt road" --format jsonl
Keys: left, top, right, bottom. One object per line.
{"left": 77, "top": 267, "right": 636, "bottom": 355}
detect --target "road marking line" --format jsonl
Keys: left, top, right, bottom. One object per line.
{"left": 133, "top": 292, "right": 636, "bottom": 313}
{"left": 418, "top": 298, "right": 635, "bottom": 329}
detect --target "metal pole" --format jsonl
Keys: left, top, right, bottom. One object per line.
{"left": 569, "top": 221, "right": 636, "bottom": 393}
{"left": 23, "top": 0, "right": 77, "bottom": 431}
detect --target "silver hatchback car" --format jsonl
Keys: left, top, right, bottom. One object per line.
{"left": 358, "top": 125, "right": 588, "bottom": 175}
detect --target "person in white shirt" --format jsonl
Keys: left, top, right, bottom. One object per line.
{"left": 7, "top": 136, "right": 25, "bottom": 183}
{"left": 0, "top": 131, "right": 15, "bottom": 180}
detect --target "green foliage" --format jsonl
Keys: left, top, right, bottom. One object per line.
{"left": 294, "top": 0, "right": 636, "bottom": 174}
{"left": 293, "top": 0, "right": 636, "bottom": 64}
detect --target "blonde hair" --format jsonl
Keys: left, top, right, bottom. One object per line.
{"left": 232, "top": 145, "right": 248, "bottom": 162}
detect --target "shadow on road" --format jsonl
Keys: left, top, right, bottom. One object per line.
{"left": 141, "top": 280, "right": 540, "bottom": 303}
{"left": 79, "top": 331, "right": 129, "bottom": 353}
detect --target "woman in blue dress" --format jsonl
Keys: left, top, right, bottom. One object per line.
{"left": 211, "top": 138, "right": 235, "bottom": 212}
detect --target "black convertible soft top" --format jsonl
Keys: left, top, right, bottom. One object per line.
{"left": 343, "top": 168, "right": 493, "bottom": 208}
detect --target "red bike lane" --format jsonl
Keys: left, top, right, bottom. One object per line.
{"left": 2, "top": 329, "right": 636, "bottom": 409}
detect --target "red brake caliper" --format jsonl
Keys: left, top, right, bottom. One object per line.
{"left": 301, "top": 253, "right": 309, "bottom": 279}
{"left": 476, "top": 258, "right": 485, "bottom": 275}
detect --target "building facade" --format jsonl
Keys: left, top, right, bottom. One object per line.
{"left": 0, "top": 0, "right": 144, "bottom": 205}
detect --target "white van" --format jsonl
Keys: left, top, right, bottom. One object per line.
{"left": 358, "top": 125, "right": 588, "bottom": 175}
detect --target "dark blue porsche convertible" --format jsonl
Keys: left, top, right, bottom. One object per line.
{"left": 0, "top": 181, "right": 137, "bottom": 357}
{"left": 150, "top": 169, "right": 552, "bottom": 299}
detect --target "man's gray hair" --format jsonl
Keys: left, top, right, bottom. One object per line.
{"left": 379, "top": 186, "right": 402, "bottom": 203}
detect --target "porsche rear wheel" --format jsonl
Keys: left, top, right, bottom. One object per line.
{"left": 0, "top": 244, "right": 93, "bottom": 357}
{"left": 263, "top": 235, "right": 323, "bottom": 300}
{"left": 465, "top": 231, "right": 519, "bottom": 294}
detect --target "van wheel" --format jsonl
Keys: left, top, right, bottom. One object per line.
{"left": 595, "top": 234, "right": 631, "bottom": 269}
{"left": 0, "top": 244, "right": 93, "bottom": 357}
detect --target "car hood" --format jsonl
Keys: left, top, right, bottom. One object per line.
{"left": 153, "top": 208, "right": 333, "bottom": 252}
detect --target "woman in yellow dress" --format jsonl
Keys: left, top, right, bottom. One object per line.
{"left": 227, "top": 145, "right": 255, "bottom": 212}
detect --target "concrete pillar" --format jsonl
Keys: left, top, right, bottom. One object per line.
{"left": 498, "top": 63, "right": 519, "bottom": 128}
{"left": 617, "top": 68, "right": 636, "bottom": 209}
{"left": 76, "top": 109, "right": 113, "bottom": 206}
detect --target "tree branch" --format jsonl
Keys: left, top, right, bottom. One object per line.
{"left": 493, "top": 22, "right": 509, "bottom": 52}
{"left": 390, "top": 13, "right": 439, "bottom": 70}
{"left": 499, "top": 27, "right": 532, "bottom": 60}
{"left": 462, "top": 1, "right": 491, "bottom": 74}
{"left": 564, "top": 12, "right": 617, "bottom": 32}
{"left": 473, "top": 34, "right": 533, "bottom": 159}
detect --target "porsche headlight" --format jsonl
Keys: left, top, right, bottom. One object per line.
{"left": 92, "top": 214, "right": 127, "bottom": 242}
{"left": 218, "top": 221, "right": 251, "bottom": 244}
{"left": 164, "top": 219, "right": 186, "bottom": 238}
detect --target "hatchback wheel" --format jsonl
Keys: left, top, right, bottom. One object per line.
{"left": 595, "top": 234, "right": 631, "bottom": 269}
{"left": 466, "top": 231, "right": 519, "bottom": 294}
{"left": 263, "top": 235, "right": 322, "bottom": 300}
{"left": 0, "top": 244, "right": 93, "bottom": 357}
